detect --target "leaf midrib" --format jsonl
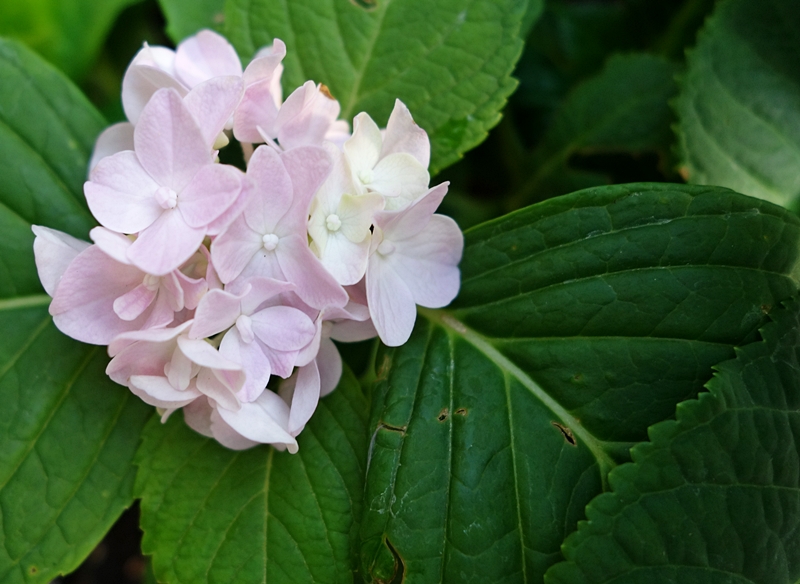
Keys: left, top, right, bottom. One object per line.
{"left": 421, "top": 308, "right": 618, "bottom": 480}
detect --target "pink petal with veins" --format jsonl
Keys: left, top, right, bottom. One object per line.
{"left": 127, "top": 209, "right": 206, "bottom": 276}
{"left": 85, "top": 151, "right": 162, "bottom": 234}
{"left": 175, "top": 30, "right": 242, "bottom": 88}
{"left": 134, "top": 88, "right": 210, "bottom": 191}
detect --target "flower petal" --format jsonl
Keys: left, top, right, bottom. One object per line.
{"left": 175, "top": 30, "right": 243, "bottom": 87}
{"left": 32, "top": 226, "right": 90, "bottom": 296}
{"left": 251, "top": 305, "right": 317, "bottom": 351}
{"left": 179, "top": 163, "right": 242, "bottom": 228}
{"left": 381, "top": 99, "right": 430, "bottom": 167}
{"left": 183, "top": 76, "right": 244, "bottom": 146}
{"left": 127, "top": 209, "right": 206, "bottom": 276}
{"left": 89, "top": 122, "right": 135, "bottom": 171}
{"left": 366, "top": 253, "right": 417, "bottom": 347}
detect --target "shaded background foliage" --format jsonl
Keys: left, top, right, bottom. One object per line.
{"left": 3, "top": 0, "right": 798, "bottom": 582}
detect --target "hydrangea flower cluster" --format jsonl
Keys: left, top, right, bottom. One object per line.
{"left": 33, "top": 30, "right": 463, "bottom": 452}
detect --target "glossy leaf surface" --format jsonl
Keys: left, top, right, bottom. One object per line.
{"left": 157, "top": 0, "right": 225, "bottom": 44}
{"left": 676, "top": 0, "right": 800, "bottom": 209}
{"left": 224, "top": 0, "right": 527, "bottom": 173}
{"left": 547, "top": 296, "right": 800, "bottom": 583}
{"left": 136, "top": 368, "right": 369, "bottom": 584}
{"left": 360, "top": 183, "right": 800, "bottom": 583}
{"left": 0, "top": 0, "right": 143, "bottom": 79}
{"left": 0, "top": 39, "right": 152, "bottom": 583}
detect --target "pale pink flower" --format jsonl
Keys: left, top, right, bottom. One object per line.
{"left": 211, "top": 145, "right": 348, "bottom": 309}
{"left": 31, "top": 226, "right": 90, "bottom": 296}
{"left": 233, "top": 40, "right": 287, "bottom": 144}
{"left": 107, "top": 320, "right": 246, "bottom": 412}
{"left": 344, "top": 101, "right": 430, "bottom": 211}
{"left": 85, "top": 88, "right": 243, "bottom": 275}
{"left": 367, "top": 183, "right": 463, "bottom": 346}
{"left": 308, "top": 144, "right": 384, "bottom": 285}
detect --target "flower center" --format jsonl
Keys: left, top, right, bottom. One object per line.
{"left": 235, "top": 314, "right": 255, "bottom": 344}
{"left": 143, "top": 274, "right": 161, "bottom": 291}
{"left": 262, "top": 233, "right": 280, "bottom": 251}
{"left": 358, "top": 169, "right": 374, "bottom": 185}
{"left": 155, "top": 186, "right": 178, "bottom": 209}
{"left": 325, "top": 214, "right": 342, "bottom": 232}
{"left": 377, "top": 240, "right": 395, "bottom": 256}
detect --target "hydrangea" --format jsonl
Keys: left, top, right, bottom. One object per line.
{"left": 33, "top": 29, "right": 463, "bottom": 452}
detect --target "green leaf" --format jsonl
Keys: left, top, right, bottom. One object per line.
{"left": 224, "top": 0, "right": 527, "bottom": 173}
{"left": 0, "top": 38, "right": 102, "bottom": 299}
{"left": 0, "top": 38, "right": 152, "bottom": 582}
{"left": 136, "top": 367, "right": 369, "bottom": 584}
{"left": 676, "top": 0, "right": 800, "bottom": 209}
{"left": 360, "top": 183, "right": 800, "bottom": 582}
{"left": 512, "top": 54, "right": 679, "bottom": 206}
{"left": 0, "top": 0, "right": 143, "bottom": 79}
{"left": 546, "top": 296, "right": 800, "bottom": 584}
{"left": 157, "top": 0, "right": 225, "bottom": 44}
{"left": 0, "top": 301, "right": 152, "bottom": 583}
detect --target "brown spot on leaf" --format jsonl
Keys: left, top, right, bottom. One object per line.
{"left": 438, "top": 408, "right": 449, "bottom": 422}
{"left": 455, "top": 407, "right": 468, "bottom": 416}
{"left": 678, "top": 166, "right": 690, "bottom": 181}
{"left": 29, "top": 566, "right": 37, "bottom": 575}
{"left": 552, "top": 422, "right": 577, "bottom": 446}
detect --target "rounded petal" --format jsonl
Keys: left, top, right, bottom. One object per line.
{"left": 85, "top": 151, "right": 163, "bottom": 234}
{"left": 277, "top": 234, "right": 348, "bottom": 309}
{"left": 371, "top": 152, "right": 429, "bottom": 206}
{"left": 184, "top": 76, "right": 245, "bottom": 146}
{"left": 210, "top": 214, "right": 263, "bottom": 283}
{"left": 121, "top": 63, "right": 186, "bottom": 125}
{"left": 276, "top": 81, "right": 341, "bottom": 150}
{"left": 134, "top": 88, "right": 211, "bottom": 191}
{"left": 179, "top": 163, "right": 242, "bottom": 228}
{"left": 344, "top": 112, "right": 382, "bottom": 174}
{"left": 216, "top": 390, "right": 296, "bottom": 448}
{"left": 89, "top": 227, "right": 133, "bottom": 264}
{"left": 251, "top": 305, "right": 317, "bottom": 351}
{"left": 127, "top": 209, "right": 206, "bottom": 276}
{"left": 287, "top": 361, "right": 320, "bottom": 434}
{"left": 175, "top": 30, "right": 243, "bottom": 87}
{"left": 366, "top": 253, "right": 417, "bottom": 347}
{"left": 317, "top": 336, "right": 342, "bottom": 397}
{"left": 381, "top": 99, "right": 430, "bottom": 167}
{"left": 129, "top": 375, "right": 202, "bottom": 409}
{"left": 220, "top": 328, "right": 272, "bottom": 403}
{"left": 32, "top": 226, "right": 90, "bottom": 296}
{"left": 89, "top": 122, "right": 135, "bottom": 171}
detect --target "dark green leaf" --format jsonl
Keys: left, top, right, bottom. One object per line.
{"left": 360, "top": 183, "right": 800, "bottom": 582}
{"left": 0, "top": 38, "right": 152, "bottom": 582}
{"left": 546, "top": 296, "right": 800, "bottom": 584}
{"left": 512, "top": 54, "right": 679, "bottom": 206}
{"left": 0, "top": 0, "right": 143, "bottom": 79}
{"left": 157, "top": 0, "right": 225, "bottom": 44}
{"left": 224, "top": 0, "right": 527, "bottom": 173}
{"left": 0, "top": 38, "right": 102, "bottom": 299}
{"left": 136, "top": 367, "right": 369, "bottom": 584}
{"left": 676, "top": 0, "right": 800, "bottom": 209}
{"left": 0, "top": 302, "right": 152, "bottom": 583}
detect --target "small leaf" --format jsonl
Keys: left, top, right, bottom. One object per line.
{"left": 513, "top": 53, "right": 679, "bottom": 205}
{"left": 0, "top": 38, "right": 152, "bottom": 583}
{"left": 546, "top": 296, "right": 800, "bottom": 584}
{"left": 224, "top": 0, "right": 527, "bottom": 173}
{"left": 676, "top": 0, "right": 800, "bottom": 209}
{"left": 360, "top": 183, "right": 800, "bottom": 582}
{"left": 136, "top": 367, "right": 369, "bottom": 584}
{"left": 157, "top": 0, "right": 226, "bottom": 44}
{"left": 0, "top": 0, "right": 143, "bottom": 79}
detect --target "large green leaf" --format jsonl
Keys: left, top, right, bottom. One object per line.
{"left": 360, "top": 183, "right": 800, "bottom": 583}
{"left": 157, "top": 0, "right": 225, "bottom": 44}
{"left": 546, "top": 296, "right": 800, "bottom": 584}
{"left": 0, "top": 0, "right": 143, "bottom": 80}
{"left": 136, "top": 367, "right": 369, "bottom": 584}
{"left": 512, "top": 54, "right": 679, "bottom": 206}
{"left": 0, "top": 39, "right": 152, "bottom": 582}
{"left": 676, "top": 0, "right": 800, "bottom": 209}
{"left": 224, "top": 0, "right": 527, "bottom": 173}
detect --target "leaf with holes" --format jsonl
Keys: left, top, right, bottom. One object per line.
{"left": 135, "top": 367, "right": 369, "bottom": 584}
{"left": 0, "top": 39, "right": 152, "bottom": 583}
{"left": 359, "top": 183, "right": 800, "bottom": 583}
{"left": 546, "top": 296, "right": 800, "bottom": 584}
{"left": 675, "top": 0, "right": 800, "bottom": 209}
{"left": 224, "top": 0, "right": 527, "bottom": 173}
